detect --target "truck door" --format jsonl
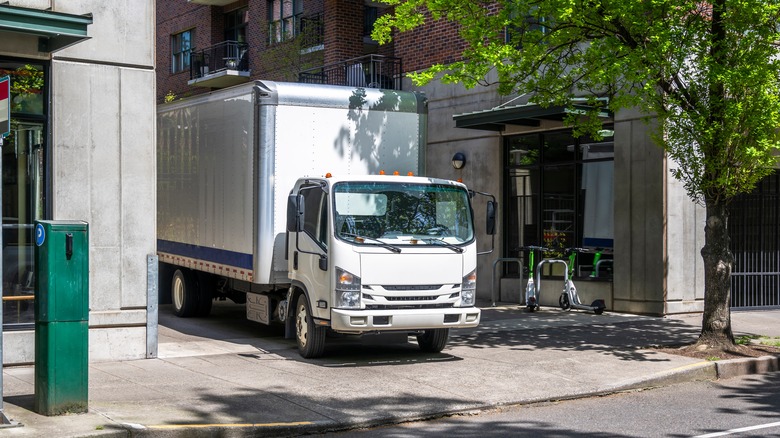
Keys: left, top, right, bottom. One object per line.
{"left": 294, "top": 184, "right": 330, "bottom": 318}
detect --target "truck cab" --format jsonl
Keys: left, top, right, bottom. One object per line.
{"left": 285, "top": 174, "right": 490, "bottom": 358}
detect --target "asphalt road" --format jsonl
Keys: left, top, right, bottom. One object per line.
{"left": 322, "top": 372, "right": 780, "bottom": 437}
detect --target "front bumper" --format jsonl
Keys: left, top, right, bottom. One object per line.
{"left": 330, "top": 307, "right": 481, "bottom": 333}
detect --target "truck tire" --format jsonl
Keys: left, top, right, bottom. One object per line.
{"left": 416, "top": 328, "right": 449, "bottom": 353}
{"left": 195, "top": 271, "right": 214, "bottom": 317}
{"left": 295, "top": 294, "right": 326, "bottom": 358}
{"left": 172, "top": 269, "right": 199, "bottom": 317}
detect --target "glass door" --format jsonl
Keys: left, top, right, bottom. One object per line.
{"left": 2, "top": 121, "right": 44, "bottom": 328}
{"left": 1, "top": 60, "right": 47, "bottom": 329}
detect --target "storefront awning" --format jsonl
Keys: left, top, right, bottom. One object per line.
{"left": 453, "top": 102, "right": 612, "bottom": 131}
{"left": 0, "top": 4, "right": 92, "bottom": 52}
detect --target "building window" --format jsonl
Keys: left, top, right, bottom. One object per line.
{"left": 225, "top": 7, "right": 248, "bottom": 43}
{"left": 171, "top": 30, "right": 193, "bottom": 74}
{"left": 0, "top": 60, "right": 48, "bottom": 331}
{"left": 364, "top": 6, "right": 378, "bottom": 38}
{"left": 505, "top": 129, "right": 614, "bottom": 280}
{"left": 268, "top": 0, "right": 303, "bottom": 45}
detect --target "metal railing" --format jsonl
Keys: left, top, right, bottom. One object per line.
{"left": 190, "top": 40, "right": 249, "bottom": 80}
{"left": 299, "top": 54, "right": 403, "bottom": 90}
{"left": 729, "top": 172, "right": 780, "bottom": 308}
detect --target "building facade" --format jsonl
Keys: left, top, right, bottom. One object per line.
{"left": 156, "top": 0, "right": 779, "bottom": 322}
{"left": 1, "top": 0, "right": 156, "bottom": 365}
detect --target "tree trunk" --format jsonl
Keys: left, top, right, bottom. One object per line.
{"left": 698, "top": 197, "right": 735, "bottom": 348}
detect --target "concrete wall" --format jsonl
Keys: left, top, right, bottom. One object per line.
{"left": 665, "top": 157, "right": 706, "bottom": 314}
{"left": 3, "top": 0, "right": 156, "bottom": 364}
{"left": 613, "top": 109, "right": 705, "bottom": 315}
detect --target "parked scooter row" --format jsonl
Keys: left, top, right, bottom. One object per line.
{"left": 519, "top": 246, "right": 608, "bottom": 315}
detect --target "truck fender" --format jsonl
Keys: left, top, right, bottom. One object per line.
{"left": 284, "top": 282, "right": 329, "bottom": 339}
{"left": 284, "top": 284, "right": 306, "bottom": 339}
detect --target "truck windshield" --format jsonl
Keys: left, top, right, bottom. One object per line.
{"left": 333, "top": 181, "right": 474, "bottom": 245}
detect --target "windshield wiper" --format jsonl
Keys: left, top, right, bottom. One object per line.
{"left": 420, "top": 237, "right": 464, "bottom": 253}
{"left": 342, "top": 233, "right": 402, "bottom": 253}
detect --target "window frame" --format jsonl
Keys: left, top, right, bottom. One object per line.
{"left": 171, "top": 29, "right": 193, "bottom": 74}
{"left": 267, "top": 0, "right": 303, "bottom": 45}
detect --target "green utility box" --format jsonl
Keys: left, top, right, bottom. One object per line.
{"left": 34, "top": 220, "right": 89, "bottom": 416}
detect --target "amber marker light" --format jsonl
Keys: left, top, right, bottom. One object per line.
{"left": 379, "top": 170, "right": 386, "bottom": 175}
{"left": 338, "top": 270, "right": 355, "bottom": 284}
{"left": 393, "top": 171, "right": 400, "bottom": 175}
{"left": 408, "top": 171, "right": 414, "bottom": 176}
{"left": 325, "top": 172, "right": 332, "bottom": 178}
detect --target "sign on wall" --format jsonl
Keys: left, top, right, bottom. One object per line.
{"left": 0, "top": 75, "right": 9, "bottom": 138}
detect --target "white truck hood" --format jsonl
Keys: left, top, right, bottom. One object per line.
{"left": 359, "top": 252, "right": 463, "bottom": 286}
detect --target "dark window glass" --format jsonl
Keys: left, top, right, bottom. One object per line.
{"left": 225, "top": 7, "right": 248, "bottom": 43}
{"left": 504, "top": 127, "right": 614, "bottom": 280}
{"left": 301, "top": 185, "right": 327, "bottom": 248}
{"left": 0, "top": 60, "right": 48, "bottom": 330}
{"left": 171, "top": 30, "right": 193, "bottom": 73}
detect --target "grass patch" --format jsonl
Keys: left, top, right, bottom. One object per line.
{"left": 736, "top": 335, "right": 780, "bottom": 347}
{"left": 735, "top": 335, "right": 759, "bottom": 345}
{"left": 758, "top": 337, "right": 780, "bottom": 347}
{"left": 706, "top": 356, "right": 721, "bottom": 361}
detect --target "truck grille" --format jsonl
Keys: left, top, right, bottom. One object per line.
{"left": 382, "top": 285, "right": 442, "bottom": 291}
{"left": 365, "top": 303, "right": 454, "bottom": 310}
{"left": 385, "top": 295, "right": 438, "bottom": 301}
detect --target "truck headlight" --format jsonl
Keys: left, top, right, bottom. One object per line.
{"left": 335, "top": 267, "right": 361, "bottom": 309}
{"left": 461, "top": 269, "right": 476, "bottom": 307}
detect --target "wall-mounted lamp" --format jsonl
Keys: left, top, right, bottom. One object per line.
{"left": 452, "top": 152, "right": 466, "bottom": 169}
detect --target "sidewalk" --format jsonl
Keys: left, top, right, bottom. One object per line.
{"left": 1, "top": 303, "right": 778, "bottom": 437}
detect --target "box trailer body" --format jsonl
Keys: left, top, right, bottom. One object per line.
{"left": 157, "top": 81, "right": 488, "bottom": 357}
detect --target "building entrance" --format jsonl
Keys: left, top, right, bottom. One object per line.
{"left": 1, "top": 60, "right": 47, "bottom": 330}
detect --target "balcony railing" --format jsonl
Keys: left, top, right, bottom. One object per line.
{"left": 298, "top": 54, "right": 402, "bottom": 90}
{"left": 189, "top": 40, "right": 250, "bottom": 88}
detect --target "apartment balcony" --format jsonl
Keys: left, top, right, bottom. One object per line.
{"left": 298, "top": 54, "right": 402, "bottom": 90}
{"left": 188, "top": 41, "right": 250, "bottom": 89}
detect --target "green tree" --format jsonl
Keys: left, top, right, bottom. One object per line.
{"left": 374, "top": 0, "right": 780, "bottom": 351}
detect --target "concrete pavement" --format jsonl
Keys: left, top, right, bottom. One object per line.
{"left": 1, "top": 302, "right": 778, "bottom": 437}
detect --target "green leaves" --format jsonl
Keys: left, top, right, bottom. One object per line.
{"left": 375, "top": 0, "right": 780, "bottom": 202}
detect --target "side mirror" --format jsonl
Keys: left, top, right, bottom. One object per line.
{"left": 286, "top": 194, "right": 305, "bottom": 232}
{"left": 486, "top": 201, "right": 497, "bottom": 235}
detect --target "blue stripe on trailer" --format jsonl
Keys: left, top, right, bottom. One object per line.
{"left": 157, "top": 240, "right": 253, "bottom": 270}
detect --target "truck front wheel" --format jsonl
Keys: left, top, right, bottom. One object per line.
{"left": 295, "top": 294, "right": 326, "bottom": 358}
{"left": 172, "top": 269, "right": 198, "bottom": 317}
{"left": 416, "top": 328, "right": 449, "bottom": 353}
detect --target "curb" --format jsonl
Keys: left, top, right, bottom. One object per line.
{"left": 610, "top": 360, "right": 717, "bottom": 392}
{"left": 715, "top": 355, "right": 780, "bottom": 379}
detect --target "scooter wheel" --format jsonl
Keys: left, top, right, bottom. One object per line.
{"left": 528, "top": 305, "right": 536, "bottom": 313}
{"left": 559, "top": 294, "right": 571, "bottom": 311}
{"left": 594, "top": 308, "right": 604, "bottom": 315}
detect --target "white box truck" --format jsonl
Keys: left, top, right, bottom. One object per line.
{"left": 157, "top": 81, "right": 496, "bottom": 357}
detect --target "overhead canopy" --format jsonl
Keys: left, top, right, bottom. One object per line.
{"left": 453, "top": 102, "right": 612, "bottom": 131}
{"left": 0, "top": 4, "right": 92, "bottom": 52}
